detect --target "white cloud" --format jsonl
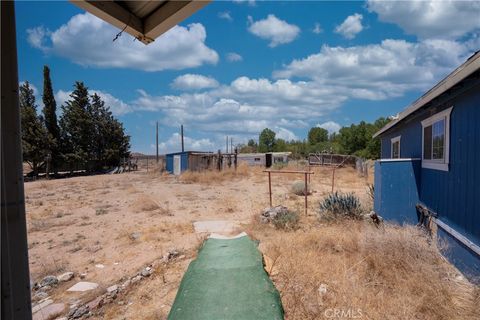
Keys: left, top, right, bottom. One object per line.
{"left": 317, "top": 121, "right": 341, "bottom": 134}
{"left": 275, "top": 127, "right": 298, "bottom": 141}
{"left": 218, "top": 11, "right": 233, "bottom": 21}
{"left": 248, "top": 14, "right": 300, "bottom": 47}
{"left": 226, "top": 52, "right": 243, "bottom": 62}
{"left": 313, "top": 23, "right": 323, "bottom": 34}
{"left": 129, "top": 76, "right": 345, "bottom": 137}
{"left": 335, "top": 13, "right": 364, "bottom": 39}
{"left": 27, "top": 13, "right": 218, "bottom": 72}
{"left": 274, "top": 38, "right": 474, "bottom": 99}
{"left": 367, "top": 0, "right": 480, "bottom": 39}
{"left": 19, "top": 81, "right": 39, "bottom": 96}
{"left": 55, "top": 89, "right": 131, "bottom": 116}
{"left": 171, "top": 74, "right": 219, "bottom": 90}
{"left": 156, "top": 132, "right": 215, "bottom": 153}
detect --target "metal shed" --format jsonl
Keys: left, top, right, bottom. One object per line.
{"left": 165, "top": 151, "right": 216, "bottom": 175}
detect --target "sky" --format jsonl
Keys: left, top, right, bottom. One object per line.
{"left": 16, "top": 0, "right": 480, "bottom": 154}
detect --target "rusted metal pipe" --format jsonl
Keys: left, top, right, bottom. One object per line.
{"left": 304, "top": 172, "right": 308, "bottom": 215}
{"left": 268, "top": 171, "right": 272, "bottom": 207}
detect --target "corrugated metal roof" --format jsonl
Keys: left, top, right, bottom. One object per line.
{"left": 71, "top": 0, "right": 210, "bottom": 44}
{"left": 374, "top": 50, "right": 480, "bottom": 138}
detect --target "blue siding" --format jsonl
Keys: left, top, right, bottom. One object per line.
{"left": 437, "top": 228, "right": 480, "bottom": 284}
{"left": 165, "top": 152, "right": 190, "bottom": 174}
{"left": 419, "top": 88, "right": 480, "bottom": 244}
{"left": 380, "top": 119, "right": 423, "bottom": 159}
{"left": 374, "top": 160, "right": 421, "bottom": 224}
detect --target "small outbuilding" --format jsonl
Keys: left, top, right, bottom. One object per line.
{"left": 237, "top": 152, "right": 291, "bottom": 167}
{"left": 165, "top": 151, "right": 217, "bottom": 175}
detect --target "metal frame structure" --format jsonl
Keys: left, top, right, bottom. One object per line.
{"left": 264, "top": 170, "right": 314, "bottom": 215}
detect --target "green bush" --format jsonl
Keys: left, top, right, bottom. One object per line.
{"left": 319, "top": 192, "right": 362, "bottom": 219}
{"left": 291, "top": 180, "right": 310, "bottom": 196}
{"left": 273, "top": 210, "right": 300, "bottom": 230}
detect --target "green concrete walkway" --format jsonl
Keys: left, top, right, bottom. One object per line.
{"left": 168, "top": 235, "right": 284, "bottom": 320}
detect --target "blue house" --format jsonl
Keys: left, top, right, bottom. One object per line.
{"left": 373, "top": 51, "right": 480, "bottom": 283}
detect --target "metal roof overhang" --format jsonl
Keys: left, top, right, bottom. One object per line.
{"left": 71, "top": 0, "right": 211, "bottom": 44}
{"left": 373, "top": 51, "right": 480, "bottom": 138}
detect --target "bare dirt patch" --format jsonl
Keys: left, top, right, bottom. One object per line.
{"left": 25, "top": 165, "right": 477, "bottom": 319}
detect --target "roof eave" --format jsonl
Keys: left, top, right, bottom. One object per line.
{"left": 373, "top": 51, "right": 480, "bottom": 138}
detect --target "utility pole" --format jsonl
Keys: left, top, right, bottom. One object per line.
{"left": 230, "top": 137, "right": 233, "bottom": 154}
{"left": 181, "top": 124, "right": 184, "bottom": 152}
{"left": 156, "top": 121, "right": 159, "bottom": 163}
{"left": 226, "top": 136, "right": 229, "bottom": 153}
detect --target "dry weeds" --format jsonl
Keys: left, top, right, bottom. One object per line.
{"left": 179, "top": 163, "right": 250, "bottom": 184}
{"left": 253, "top": 219, "right": 479, "bottom": 320}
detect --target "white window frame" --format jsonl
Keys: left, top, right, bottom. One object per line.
{"left": 390, "top": 136, "right": 401, "bottom": 159}
{"left": 421, "top": 106, "right": 452, "bottom": 171}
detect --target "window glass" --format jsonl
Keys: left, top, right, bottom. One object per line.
{"left": 392, "top": 141, "right": 400, "bottom": 158}
{"left": 423, "top": 125, "right": 432, "bottom": 160}
{"left": 432, "top": 119, "right": 445, "bottom": 160}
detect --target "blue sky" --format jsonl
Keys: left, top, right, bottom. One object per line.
{"left": 16, "top": 0, "right": 480, "bottom": 154}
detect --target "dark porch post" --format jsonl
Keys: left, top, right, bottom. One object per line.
{"left": 1, "top": 1, "right": 33, "bottom": 319}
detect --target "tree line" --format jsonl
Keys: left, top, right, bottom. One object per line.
{"left": 20, "top": 66, "right": 130, "bottom": 176}
{"left": 238, "top": 117, "right": 390, "bottom": 160}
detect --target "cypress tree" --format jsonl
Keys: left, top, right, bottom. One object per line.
{"left": 59, "top": 81, "right": 93, "bottom": 170}
{"left": 19, "top": 82, "right": 51, "bottom": 175}
{"left": 42, "top": 65, "right": 60, "bottom": 172}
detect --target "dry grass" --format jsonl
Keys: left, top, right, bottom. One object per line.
{"left": 130, "top": 195, "right": 161, "bottom": 212}
{"left": 179, "top": 163, "right": 250, "bottom": 184}
{"left": 253, "top": 219, "right": 479, "bottom": 320}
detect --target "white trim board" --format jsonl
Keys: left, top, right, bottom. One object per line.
{"left": 435, "top": 218, "right": 480, "bottom": 257}
{"left": 378, "top": 158, "right": 421, "bottom": 162}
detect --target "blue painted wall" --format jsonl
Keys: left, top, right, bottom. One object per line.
{"left": 376, "top": 84, "right": 480, "bottom": 283}
{"left": 374, "top": 160, "right": 421, "bottom": 224}
{"left": 166, "top": 152, "right": 189, "bottom": 174}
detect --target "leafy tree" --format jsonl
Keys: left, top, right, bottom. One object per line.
{"left": 258, "top": 128, "right": 276, "bottom": 152}
{"left": 19, "top": 82, "right": 51, "bottom": 175}
{"left": 308, "top": 127, "right": 328, "bottom": 144}
{"left": 42, "top": 65, "right": 61, "bottom": 172}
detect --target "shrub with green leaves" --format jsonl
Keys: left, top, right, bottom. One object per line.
{"left": 291, "top": 180, "right": 310, "bottom": 196}
{"left": 273, "top": 210, "right": 299, "bottom": 230}
{"left": 319, "top": 192, "right": 362, "bottom": 219}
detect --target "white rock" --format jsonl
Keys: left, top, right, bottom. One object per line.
{"left": 32, "top": 299, "right": 53, "bottom": 314}
{"left": 67, "top": 281, "right": 99, "bottom": 292}
{"left": 95, "top": 264, "right": 105, "bottom": 269}
{"left": 107, "top": 285, "right": 118, "bottom": 293}
{"left": 32, "top": 303, "right": 65, "bottom": 320}
{"left": 318, "top": 283, "right": 328, "bottom": 295}
{"left": 57, "top": 272, "right": 74, "bottom": 282}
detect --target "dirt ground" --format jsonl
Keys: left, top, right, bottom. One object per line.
{"left": 26, "top": 164, "right": 477, "bottom": 319}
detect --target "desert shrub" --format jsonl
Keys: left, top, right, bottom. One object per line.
{"left": 273, "top": 210, "right": 299, "bottom": 230}
{"left": 291, "top": 180, "right": 310, "bottom": 196}
{"left": 95, "top": 208, "right": 108, "bottom": 215}
{"left": 319, "top": 191, "right": 362, "bottom": 218}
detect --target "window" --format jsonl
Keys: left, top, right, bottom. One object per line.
{"left": 421, "top": 107, "right": 452, "bottom": 171}
{"left": 254, "top": 157, "right": 261, "bottom": 162}
{"left": 391, "top": 136, "right": 401, "bottom": 159}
